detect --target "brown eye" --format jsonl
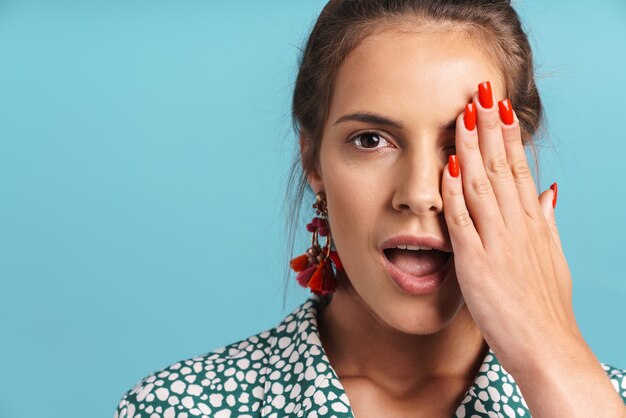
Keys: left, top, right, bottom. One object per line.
{"left": 349, "top": 132, "right": 389, "bottom": 149}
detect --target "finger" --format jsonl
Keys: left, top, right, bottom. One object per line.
{"left": 456, "top": 102, "right": 505, "bottom": 248}
{"left": 538, "top": 184, "right": 563, "bottom": 257}
{"left": 474, "top": 81, "right": 526, "bottom": 233}
{"left": 538, "top": 184, "right": 571, "bottom": 303}
{"left": 442, "top": 155, "right": 483, "bottom": 260}
{"left": 500, "top": 99, "right": 547, "bottom": 224}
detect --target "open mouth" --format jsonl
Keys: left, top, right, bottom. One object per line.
{"left": 382, "top": 248, "right": 452, "bottom": 278}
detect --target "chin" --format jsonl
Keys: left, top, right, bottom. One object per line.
{"left": 378, "top": 297, "right": 465, "bottom": 335}
{"left": 335, "top": 261, "right": 465, "bottom": 335}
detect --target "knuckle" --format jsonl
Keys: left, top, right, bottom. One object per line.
{"left": 481, "top": 116, "right": 501, "bottom": 131}
{"left": 464, "top": 135, "right": 480, "bottom": 150}
{"left": 452, "top": 211, "right": 474, "bottom": 228}
{"left": 448, "top": 185, "right": 465, "bottom": 197}
{"left": 486, "top": 156, "right": 510, "bottom": 178}
{"left": 471, "top": 176, "right": 493, "bottom": 195}
{"left": 523, "top": 207, "right": 542, "bottom": 222}
{"left": 510, "top": 160, "right": 533, "bottom": 181}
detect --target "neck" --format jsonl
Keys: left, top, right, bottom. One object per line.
{"left": 317, "top": 288, "right": 488, "bottom": 397}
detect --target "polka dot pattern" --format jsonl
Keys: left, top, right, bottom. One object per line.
{"left": 115, "top": 293, "right": 626, "bottom": 417}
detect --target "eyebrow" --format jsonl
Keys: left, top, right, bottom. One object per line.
{"left": 440, "top": 119, "right": 456, "bottom": 131}
{"left": 334, "top": 112, "right": 404, "bottom": 129}
{"left": 334, "top": 111, "right": 457, "bottom": 131}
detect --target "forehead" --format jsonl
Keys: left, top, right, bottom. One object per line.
{"left": 328, "top": 28, "right": 504, "bottom": 126}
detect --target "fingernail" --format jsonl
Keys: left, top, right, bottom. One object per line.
{"left": 550, "top": 182, "right": 558, "bottom": 209}
{"left": 464, "top": 103, "right": 476, "bottom": 131}
{"left": 448, "top": 155, "right": 459, "bottom": 177}
{"left": 498, "top": 99, "right": 514, "bottom": 125}
{"left": 478, "top": 81, "right": 494, "bottom": 109}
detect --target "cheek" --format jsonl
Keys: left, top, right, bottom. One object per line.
{"left": 322, "top": 154, "right": 389, "bottom": 252}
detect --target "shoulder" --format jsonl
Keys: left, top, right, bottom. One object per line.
{"left": 114, "top": 328, "right": 276, "bottom": 418}
{"left": 600, "top": 361, "right": 626, "bottom": 402}
{"left": 114, "top": 294, "right": 336, "bottom": 418}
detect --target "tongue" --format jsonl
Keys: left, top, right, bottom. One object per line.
{"left": 385, "top": 249, "right": 450, "bottom": 277}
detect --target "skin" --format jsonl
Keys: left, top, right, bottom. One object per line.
{"left": 304, "top": 26, "right": 626, "bottom": 417}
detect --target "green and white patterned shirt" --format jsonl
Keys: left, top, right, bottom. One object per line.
{"left": 115, "top": 293, "right": 626, "bottom": 417}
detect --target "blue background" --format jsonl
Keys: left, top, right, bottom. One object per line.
{"left": 1, "top": 1, "right": 624, "bottom": 416}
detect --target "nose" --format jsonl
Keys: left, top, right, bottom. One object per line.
{"left": 391, "top": 148, "right": 444, "bottom": 215}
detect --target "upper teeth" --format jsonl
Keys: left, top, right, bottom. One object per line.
{"left": 394, "top": 244, "right": 432, "bottom": 250}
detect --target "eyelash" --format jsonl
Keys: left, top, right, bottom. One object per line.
{"left": 346, "top": 130, "right": 392, "bottom": 151}
{"left": 346, "top": 130, "right": 457, "bottom": 152}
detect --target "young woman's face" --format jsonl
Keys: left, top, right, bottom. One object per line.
{"left": 307, "top": 28, "right": 505, "bottom": 334}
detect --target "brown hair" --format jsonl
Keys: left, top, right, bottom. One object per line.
{"left": 281, "top": 0, "right": 544, "bottom": 310}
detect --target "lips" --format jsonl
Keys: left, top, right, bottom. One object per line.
{"left": 383, "top": 248, "right": 452, "bottom": 277}
{"left": 378, "top": 234, "right": 453, "bottom": 254}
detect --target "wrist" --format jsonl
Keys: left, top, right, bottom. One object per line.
{"left": 508, "top": 334, "right": 625, "bottom": 417}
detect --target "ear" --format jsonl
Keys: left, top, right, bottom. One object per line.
{"left": 299, "top": 134, "right": 324, "bottom": 193}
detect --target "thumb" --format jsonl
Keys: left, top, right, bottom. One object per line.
{"left": 539, "top": 182, "right": 563, "bottom": 254}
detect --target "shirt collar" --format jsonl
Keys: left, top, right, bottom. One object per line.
{"left": 261, "top": 293, "right": 531, "bottom": 417}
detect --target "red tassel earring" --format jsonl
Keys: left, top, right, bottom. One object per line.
{"left": 289, "top": 191, "right": 343, "bottom": 295}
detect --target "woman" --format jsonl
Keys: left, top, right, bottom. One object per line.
{"left": 115, "top": 1, "right": 626, "bottom": 416}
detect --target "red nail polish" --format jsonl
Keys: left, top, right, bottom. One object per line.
{"left": 464, "top": 103, "right": 476, "bottom": 131}
{"left": 498, "top": 99, "right": 514, "bottom": 125}
{"left": 448, "top": 155, "right": 459, "bottom": 177}
{"left": 478, "top": 81, "right": 494, "bottom": 109}
{"left": 550, "top": 182, "right": 558, "bottom": 209}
